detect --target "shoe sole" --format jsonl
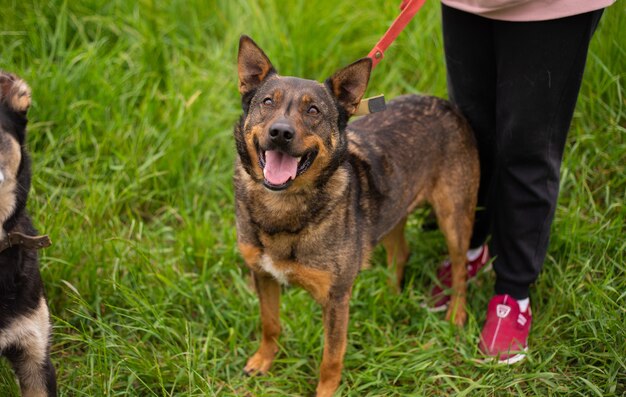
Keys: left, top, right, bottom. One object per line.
{"left": 474, "top": 348, "right": 528, "bottom": 365}
{"left": 500, "top": 352, "right": 526, "bottom": 364}
{"left": 422, "top": 263, "right": 493, "bottom": 313}
{"left": 422, "top": 303, "right": 447, "bottom": 313}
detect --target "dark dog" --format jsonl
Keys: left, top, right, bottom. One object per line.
{"left": 0, "top": 72, "right": 56, "bottom": 397}
{"left": 234, "top": 36, "right": 478, "bottom": 396}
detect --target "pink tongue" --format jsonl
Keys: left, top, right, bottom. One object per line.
{"left": 264, "top": 150, "right": 299, "bottom": 185}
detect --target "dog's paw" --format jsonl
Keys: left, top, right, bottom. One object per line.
{"left": 315, "top": 383, "right": 340, "bottom": 397}
{"left": 243, "top": 351, "right": 274, "bottom": 376}
{"left": 445, "top": 297, "right": 467, "bottom": 326}
{"left": 0, "top": 71, "right": 31, "bottom": 113}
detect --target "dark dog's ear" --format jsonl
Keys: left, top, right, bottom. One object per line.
{"left": 0, "top": 71, "right": 31, "bottom": 113}
{"left": 238, "top": 35, "right": 276, "bottom": 97}
{"left": 325, "top": 58, "right": 372, "bottom": 117}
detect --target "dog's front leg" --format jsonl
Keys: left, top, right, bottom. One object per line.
{"left": 244, "top": 271, "right": 281, "bottom": 375}
{"left": 4, "top": 297, "right": 56, "bottom": 397}
{"left": 316, "top": 292, "right": 351, "bottom": 397}
{"left": 6, "top": 342, "right": 56, "bottom": 397}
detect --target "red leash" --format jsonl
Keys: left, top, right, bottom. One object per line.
{"left": 367, "top": 0, "right": 427, "bottom": 68}
{"left": 356, "top": 0, "right": 426, "bottom": 115}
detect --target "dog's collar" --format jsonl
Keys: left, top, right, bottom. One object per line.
{"left": 0, "top": 232, "right": 51, "bottom": 253}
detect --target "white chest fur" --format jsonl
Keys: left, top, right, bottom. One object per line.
{"left": 259, "top": 254, "right": 290, "bottom": 285}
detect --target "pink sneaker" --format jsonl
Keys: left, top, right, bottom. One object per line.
{"left": 478, "top": 294, "right": 531, "bottom": 364}
{"left": 425, "top": 244, "right": 491, "bottom": 312}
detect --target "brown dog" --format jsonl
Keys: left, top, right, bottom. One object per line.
{"left": 234, "top": 36, "right": 479, "bottom": 396}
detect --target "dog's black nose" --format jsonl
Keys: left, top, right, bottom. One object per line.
{"left": 269, "top": 122, "right": 295, "bottom": 145}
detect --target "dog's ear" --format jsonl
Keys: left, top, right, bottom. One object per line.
{"left": 238, "top": 35, "right": 276, "bottom": 97}
{"left": 325, "top": 58, "right": 372, "bottom": 117}
{"left": 0, "top": 72, "right": 31, "bottom": 114}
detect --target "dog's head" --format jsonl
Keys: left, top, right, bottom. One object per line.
{"left": 235, "top": 36, "right": 371, "bottom": 192}
{"left": 0, "top": 72, "right": 31, "bottom": 225}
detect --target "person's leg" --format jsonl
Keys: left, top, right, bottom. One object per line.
{"left": 441, "top": 3, "right": 496, "bottom": 249}
{"left": 479, "top": 9, "right": 604, "bottom": 363}
{"left": 490, "top": 9, "right": 604, "bottom": 300}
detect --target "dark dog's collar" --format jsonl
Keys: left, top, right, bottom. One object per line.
{"left": 0, "top": 232, "right": 51, "bottom": 253}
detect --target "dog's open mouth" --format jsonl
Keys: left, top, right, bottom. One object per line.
{"left": 259, "top": 149, "right": 317, "bottom": 191}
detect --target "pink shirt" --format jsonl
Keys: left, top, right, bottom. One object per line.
{"left": 440, "top": 0, "right": 615, "bottom": 21}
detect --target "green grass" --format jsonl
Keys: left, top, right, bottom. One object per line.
{"left": 1, "top": 0, "right": 624, "bottom": 395}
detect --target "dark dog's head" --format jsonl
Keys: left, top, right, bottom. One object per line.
{"left": 235, "top": 36, "right": 371, "bottom": 192}
{"left": 0, "top": 72, "right": 31, "bottom": 229}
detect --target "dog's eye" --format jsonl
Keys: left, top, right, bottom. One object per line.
{"left": 307, "top": 105, "right": 319, "bottom": 115}
{"left": 262, "top": 98, "right": 273, "bottom": 106}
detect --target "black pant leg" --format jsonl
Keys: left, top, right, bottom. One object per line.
{"left": 491, "top": 10, "right": 604, "bottom": 299}
{"left": 441, "top": 4, "right": 497, "bottom": 249}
